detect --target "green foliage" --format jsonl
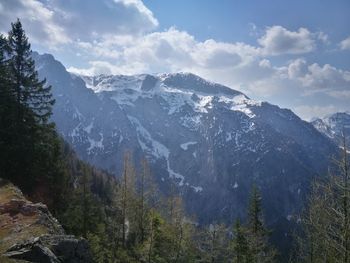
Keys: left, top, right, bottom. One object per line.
{"left": 0, "top": 19, "right": 65, "bottom": 206}
{"left": 231, "top": 219, "right": 249, "bottom": 263}
{"left": 246, "top": 186, "right": 277, "bottom": 263}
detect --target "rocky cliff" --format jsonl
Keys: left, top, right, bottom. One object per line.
{"left": 0, "top": 179, "right": 92, "bottom": 263}
{"left": 32, "top": 52, "right": 338, "bottom": 227}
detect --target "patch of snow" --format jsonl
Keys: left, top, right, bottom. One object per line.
{"left": 180, "top": 141, "right": 197, "bottom": 150}
{"left": 191, "top": 186, "right": 203, "bottom": 193}
{"left": 218, "top": 94, "right": 261, "bottom": 118}
{"left": 84, "top": 121, "right": 94, "bottom": 134}
{"left": 72, "top": 107, "right": 83, "bottom": 120}
{"left": 226, "top": 132, "right": 232, "bottom": 142}
{"left": 69, "top": 124, "right": 82, "bottom": 143}
{"left": 87, "top": 132, "right": 104, "bottom": 154}
{"left": 119, "top": 134, "right": 124, "bottom": 144}
{"left": 127, "top": 115, "right": 185, "bottom": 186}
{"left": 194, "top": 95, "right": 213, "bottom": 113}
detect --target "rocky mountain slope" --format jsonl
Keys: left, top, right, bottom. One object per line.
{"left": 312, "top": 112, "right": 350, "bottom": 146}
{"left": 32, "top": 52, "right": 338, "bottom": 232}
{"left": 0, "top": 179, "right": 92, "bottom": 263}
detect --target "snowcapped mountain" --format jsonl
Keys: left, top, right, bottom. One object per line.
{"left": 312, "top": 112, "right": 350, "bottom": 147}
{"left": 32, "top": 52, "right": 338, "bottom": 233}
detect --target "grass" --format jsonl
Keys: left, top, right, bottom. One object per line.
{"left": 0, "top": 180, "right": 24, "bottom": 204}
{"left": 0, "top": 179, "right": 51, "bottom": 259}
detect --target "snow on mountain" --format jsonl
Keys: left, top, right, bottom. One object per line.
{"left": 312, "top": 112, "right": 350, "bottom": 146}
{"left": 32, "top": 52, "right": 338, "bottom": 245}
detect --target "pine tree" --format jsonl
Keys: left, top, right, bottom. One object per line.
{"left": 61, "top": 163, "right": 102, "bottom": 237}
{"left": 0, "top": 33, "right": 16, "bottom": 177}
{"left": 0, "top": 19, "right": 62, "bottom": 196}
{"left": 231, "top": 219, "right": 249, "bottom": 263}
{"left": 247, "top": 186, "right": 276, "bottom": 263}
{"left": 7, "top": 19, "right": 54, "bottom": 124}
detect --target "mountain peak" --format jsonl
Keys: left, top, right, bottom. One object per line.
{"left": 312, "top": 111, "right": 350, "bottom": 143}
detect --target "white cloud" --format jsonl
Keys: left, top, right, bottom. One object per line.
{"left": 300, "top": 63, "right": 350, "bottom": 92}
{"left": 293, "top": 105, "right": 339, "bottom": 121}
{"left": 0, "top": 0, "right": 70, "bottom": 46}
{"left": 0, "top": 0, "right": 158, "bottom": 47}
{"left": 258, "top": 26, "right": 316, "bottom": 55}
{"left": 303, "top": 63, "right": 349, "bottom": 89}
{"left": 69, "top": 25, "right": 350, "bottom": 105}
{"left": 1, "top": 1, "right": 348, "bottom": 118}
{"left": 285, "top": 58, "right": 350, "bottom": 99}
{"left": 287, "top": 58, "right": 308, "bottom": 79}
{"left": 69, "top": 27, "right": 259, "bottom": 77}
{"left": 68, "top": 60, "right": 148, "bottom": 76}
{"left": 340, "top": 36, "right": 350, "bottom": 50}
{"left": 317, "top": 32, "right": 329, "bottom": 44}
{"left": 327, "top": 90, "right": 350, "bottom": 99}
{"left": 48, "top": 0, "right": 158, "bottom": 40}
{"left": 114, "top": 0, "right": 158, "bottom": 28}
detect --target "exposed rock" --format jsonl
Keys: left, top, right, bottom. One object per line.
{"left": 4, "top": 235, "right": 91, "bottom": 263}
{"left": 0, "top": 179, "right": 92, "bottom": 263}
{"left": 312, "top": 112, "right": 350, "bottom": 146}
{"left": 31, "top": 52, "right": 338, "bottom": 255}
{"left": 4, "top": 238, "right": 60, "bottom": 263}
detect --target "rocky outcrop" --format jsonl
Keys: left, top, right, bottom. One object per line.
{"left": 4, "top": 235, "right": 91, "bottom": 263}
{"left": 0, "top": 179, "right": 92, "bottom": 263}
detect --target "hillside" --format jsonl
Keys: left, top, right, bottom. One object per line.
{"left": 0, "top": 179, "right": 92, "bottom": 262}
{"left": 32, "top": 52, "right": 338, "bottom": 227}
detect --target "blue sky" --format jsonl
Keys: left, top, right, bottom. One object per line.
{"left": 0, "top": 0, "right": 349, "bottom": 120}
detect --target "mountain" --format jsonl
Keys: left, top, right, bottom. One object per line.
{"left": 312, "top": 112, "right": 350, "bottom": 147}
{"left": 32, "top": 52, "right": 337, "bottom": 238}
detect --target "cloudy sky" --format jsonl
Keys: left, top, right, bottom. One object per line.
{"left": 0, "top": 0, "right": 349, "bottom": 120}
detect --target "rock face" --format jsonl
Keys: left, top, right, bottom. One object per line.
{"left": 312, "top": 112, "right": 350, "bottom": 146}
{"left": 4, "top": 235, "right": 91, "bottom": 263}
{"left": 32, "top": 52, "right": 337, "bottom": 243}
{"left": 0, "top": 179, "right": 92, "bottom": 263}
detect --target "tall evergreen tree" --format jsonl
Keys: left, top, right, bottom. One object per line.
{"left": 247, "top": 186, "right": 276, "bottom": 263}
{"left": 0, "top": 33, "right": 15, "bottom": 175}
{"left": 7, "top": 19, "right": 54, "bottom": 124}
{"left": 0, "top": 19, "right": 64, "bottom": 208}
{"left": 231, "top": 219, "right": 249, "bottom": 263}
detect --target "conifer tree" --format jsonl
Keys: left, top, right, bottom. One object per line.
{"left": 231, "top": 219, "right": 249, "bottom": 263}
{"left": 0, "top": 33, "right": 15, "bottom": 175}
{"left": 7, "top": 19, "right": 54, "bottom": 124}
{"left": 247, "top": 186, "right": 276, "bottom": 263}
{"left": 0, "top": 19, "right": 64, "bottom": 203}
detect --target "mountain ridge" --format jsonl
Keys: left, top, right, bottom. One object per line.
{"left": 32, "top": 52, "right": 338, "bottom": 252}
{"left": 312, "top": 112, "right": 350, "bottom": 146}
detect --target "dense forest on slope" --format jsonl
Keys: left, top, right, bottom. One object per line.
{"left": 0, "top": 20, "right": 349, "bottom": 263}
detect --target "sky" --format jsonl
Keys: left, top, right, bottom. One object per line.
{"left": 0, "top": 0, "right": 349, "bottom": 120}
